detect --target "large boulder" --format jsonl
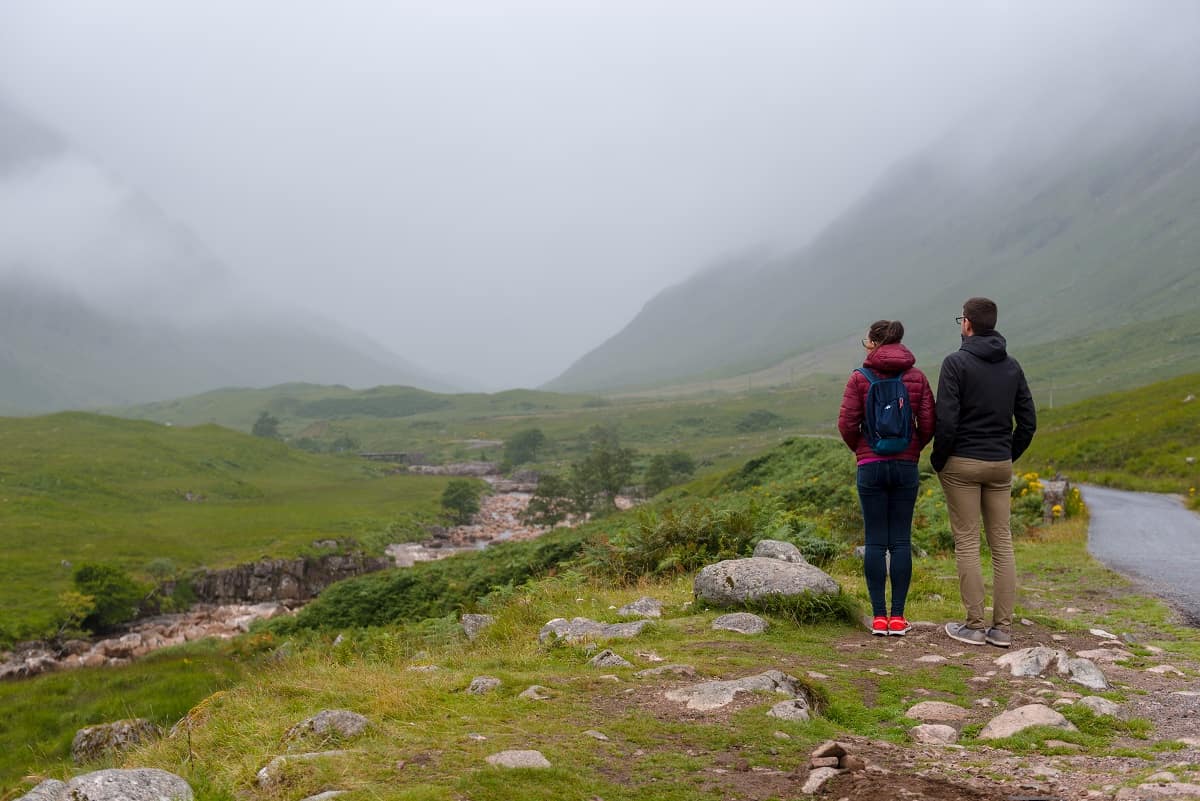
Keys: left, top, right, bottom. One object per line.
{"left": 694, "top": 557, "right": 839, "bottom": 607}
{"left": 978, "top": 704, "right": 1078, "bottom": 740}
{"left": 71, "top": 719, "right": 162, "bottom": 765}
{"left": 17, "top": 769, "right": 194, "bottom": 801}
{"left": 995, "top": 647, "right": 1109, "bottom": 690}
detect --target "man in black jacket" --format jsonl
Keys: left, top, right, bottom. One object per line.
{"left": 933, "top": 297, "right": 1036, "bottom": 648}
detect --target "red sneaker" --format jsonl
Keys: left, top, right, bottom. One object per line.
{"left": 871, "top": 616, "right": 889, "bottom": 636}
{"left": 888, "top": 616, "right": 912, "bottom": 636}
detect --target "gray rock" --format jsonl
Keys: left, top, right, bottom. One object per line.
{"left": 752, "top": 540, "right": 807, "bottom": 563}
{"left": 256, "top": 750, "right": 355, "bottom": 787}
{"left": 909, "top": 724, "right": 959, "bottom": 744}
{"left": 1076, "top": 647, "right": 1134, "bottom": 663}
{"left": 978, "top": 704, "right": 1078, "bottom": 740}
{"left": 537, "top": 617, "right": 652, "bottom": 644}
{"left": 617, "top": 597, "right": 663, "bottom": 619}
{"left": 299, "top": 793, "right": 346, "bottom": 801}
{"left": 801, "top": 767, "right": 842, "bottom": 794}
{"left": 664, "top": 670, "right": 801, "bottom": 711}
{"left": 467, "top": 676, "right": 502, "bottom": 695}
{"left": 1075, "top": 696, "right": 1124, "bottom": 718}
{"left": 811, "top": 740, "right": 848, "bottom": 759}
{"left": 693, "top": 557, "right": 839, "bottom": 607}
{"left": 460, "top": 614, "right": 495, "bottom": 641}
{"left": 1146, "top": 772, "right": 1179, "bottom": 783}
{"left": 583, "top": 730, "right": 609, "bottom": 741}
{"left": 1135, "top": 782, "right": 1200, "bottom": 797}
{"left": 905, "top": 701, "right": 971, "bottom": 722}
{"left": 55, "top": 769, "right": 193, "bottom": 801}
{"left": 766, "top": 698, "right": 811, "bottom": 722}
{"left": 711, "top": 612, "right": 769, "bottom": 634}
{"left": 634, "top": 664, "right": 696, "bottom": 678}
{"left": 994, "top": 646, "right": 1109, "bottom": 690}
{"left": 71, "top": 719, "right": 162, "bottom": 765}
{"left": 284, "top": 709, "right": 369, "bottom": 742}
{"left": 589, "top": 649, "right": 633, "bottom": 668}
{"left": 518, "top": 685, "right": 553, "bottom": 701}
{"left": 13, "top": 779, "right": 66, "bottom": 801}
{"left": 485, "top": 750, "right": 552, "bottom": 768}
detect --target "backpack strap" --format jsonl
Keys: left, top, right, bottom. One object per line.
{"left": 855, "top": 367, "right": 878, "bottom": 384}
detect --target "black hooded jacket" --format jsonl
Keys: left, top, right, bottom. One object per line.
{"left": 931, "top": 331, "right": 1036, "bottom": 472}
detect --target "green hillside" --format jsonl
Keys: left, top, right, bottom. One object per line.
{"left": 549, "top": 100, "right": 1200, "bottom": 394}
{"left": 1018, "top": 372, "right": 1200, "bottom": 493}
{"left": 0, "top": 413, "right": 447, "bottom": 643}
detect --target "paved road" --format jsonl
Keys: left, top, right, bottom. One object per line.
{"left": 1081, "top": 484, "right": 1200, "bottom": 624}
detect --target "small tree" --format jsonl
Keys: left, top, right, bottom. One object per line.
{"left": 441, "top": 479, "right": 483, "bottom": 525}
{"left": 504, "top": 428, "right": 547, "bottom": 466}
{"left": 252, "top": 411, "right": 281, "bottom": 439}
{"left": 643, "top": 450, "right": 697, "bottom": 496}
{"left": 574, "top": 429, "right": 636, "bottom": 510}
{"left": 520, "top": 473, "right": 578, "bottom": 527}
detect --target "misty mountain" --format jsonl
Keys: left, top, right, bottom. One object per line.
{"left": 0, "top": 96, "right": 454, "bottom": 412}
{"left": 549, "top": 83, "right": 1200, "bottom": 393}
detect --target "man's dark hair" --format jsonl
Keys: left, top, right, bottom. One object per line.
{"left": 868, "top": 319, "right": 904, "bottom": 346}
{"left": 962, "top": 297, "right": 998, "bottom": 332}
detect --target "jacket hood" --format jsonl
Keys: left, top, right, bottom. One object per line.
{"left": 863, "top": 343, "right": 916, "bottom": 374}
{"left": 960, "top": 331, "right": 1008, "bottom": 363}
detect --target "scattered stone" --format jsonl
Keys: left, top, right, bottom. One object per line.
{"left": 588, "top": 649, "right": 633, "bottom": 668}
{"left": 905, "top": 701, "right": 971, "bottom": 722}
{"left": 766, "top": 698, "right": 811, "bottom": 722}
{"left": 807, "top": 671, "right": 830, "bottom": 680}
{"left": 665, "top": 670, "right": 802, "bottom": 712}
{"left": 841, "top": 755, "right": 867, "bottom": 772}
{"left": 583, "top": 730, "right": 609, "bottom": 741}
{"left": 1030, "top": 764, "right": 1061, "bottom": 779}
{"left": 810, "top": 756, "right": 840, "bottom": 768}
{"left": 518, "top": 685, "right": 553, "bottom": 701}
{"left": 467, "top": 676, "right": 502, "bottom": 695}
{"left": 299, "top": 793, "right": 346, "bottom": 801}
{"left": 256, "top": 751, "right": 355, "bottom": 787}
{"left": 801, "top": 767, "right": 842, "bottom": 794}
{"left": 1076, "top": 648, "right": 1135, "bottom": 662}
{"left": 617, "top": 597, "right": 663, "bottom": 619}
{"left": 752, "top": 539, "right": 807, "bottom": 563}
{"left": 1146, "top": 772, "right": 1179, "bottom": 783}
{"left": 283, "top": 710, "right": 369, "bottom": 742}
{"left": 467, "top": 733, "right": 487, "bottom": 741}
{"left": 634, "top": 664, "right": 696, "bottom": 678}
{"left": 916, "top": 654, "right": 948, "bottom": 664}
{"left": 1147, "top": 664, "right": 1186, "bottom": 676}
{"left": 811, "top": 740, "right": 848, "bottom": 759}
{"left": 693, "top": 557, "right": 838, "bottom": 607}
{"left": 1089, "top": 628, "right": 1118, "bottom": 639}
{"left": 635, "top": 650, "right": 665, "bottom": 662}
{"left": 460, "top": 614, "right": 495, "bottom": 641}
{"left": 909, "top": 724, "right": 958, "bottom": 745}
{"left": 712, "top": 612, "right": 769, "bottom": 635}
{"left": 1051, "top": 634, "right": 1066, "bottom": 642}
{"left": 1076, "top": 696, "right": 1124, "bottom": 718}
{"left": 978, "top": 704, "right": 1077, "bottom": 740}
{"left": 867, "top": 668, "right": 891, "bottom": 676}
{"left": 538, "top": 617, "right": 651, "bottom": 644}
{"left": 1020, "top": 618, "right": 1035, "bottom": 626}
{"left": 1146, "top": 645, "right": 1166, "bottom": 655}
{"left": 974, "top": 698, "right": 997, "bottom": 708}
{"left": 1177, "top": 737, "right": 1200, "bottom": 747}
{"left": 407, "top": 665, "right": 440, "bottom": 673}
{"left": 71, "top": 719, "right": 162, "bottom": 764}
{"left": 773, "top": 731, "right": 791, "bottom": 740}
{"left": 995, "top": 646, "right": 1109, "bottom": 689}
{"left": 1136, "top": 782, "right": 1200, "bottom": 797}
{"left": 486, "top": 750, "right": 551, "bottom": 769}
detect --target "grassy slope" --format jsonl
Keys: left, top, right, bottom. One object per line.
{"left": 0, "top": 413, "right": 447, "bottom": 641}
{"left": 1018, "top": 372, "right": 1200, "bottom": 492}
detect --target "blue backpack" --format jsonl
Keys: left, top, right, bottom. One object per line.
{"left": 855, "top": 367, "right": 912, "bottom": 456}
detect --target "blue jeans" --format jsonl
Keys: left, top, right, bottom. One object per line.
{"left": 856, "top": 460, "right": 920, "bottom": 617}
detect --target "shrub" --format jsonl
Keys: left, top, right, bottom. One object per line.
{"left": 643, "top": 451, "right": 697, "bottom": 497}
{"left": 504, "top": 428, "right": 547, "bottom": 466}
{"left": 72, "top": 563, "right": 148, "bottom": 633}
{"left": 735, "top": 409, "right": 782, "bottom": 433}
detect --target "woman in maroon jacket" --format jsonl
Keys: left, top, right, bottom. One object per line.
{"left": 837, "top": 320, "right": 935, "bottom": 636}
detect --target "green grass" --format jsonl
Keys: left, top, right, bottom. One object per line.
{"left": 1017, "top": 372, "right": 1200, "bottom": 492}
{"left": 0, "top": 413, "right": 448, "bottom": 642}
{"left": 0, "top": 639, "right": 247, "bottom": 788}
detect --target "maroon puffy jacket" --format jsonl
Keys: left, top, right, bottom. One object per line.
{"left": 837, "top": 343, "right": 935, "bottom": 464}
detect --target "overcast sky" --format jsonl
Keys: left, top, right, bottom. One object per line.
{"left": 1, "top": 2, "right": 1195, "bottom": 389}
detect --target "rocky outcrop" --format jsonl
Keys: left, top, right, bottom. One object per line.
{"left": 190, "top": 553, "right": 390, "bottom": 605}
{"left": 72, "top": 719, "right": 161, "bottom": 764}
{"left": 537, "top": 617, "right": 652, "bottom": 644}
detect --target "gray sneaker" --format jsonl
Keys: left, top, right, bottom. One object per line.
{"left": 944, "top": 622, "right": 987, "bottom": 645}
{"left": 985, "top": 627, "right": 1011, "bottom": 648}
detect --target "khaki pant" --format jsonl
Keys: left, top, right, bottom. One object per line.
{"left": 938, "top": 456, "right": 1016, "bottom": 630}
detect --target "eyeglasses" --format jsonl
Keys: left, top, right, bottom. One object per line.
{"left": 861, "top": 338, "right": 871, "bottom": 348}
{"left": 955, "top": 316, "right": 967, "bottom": 324}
